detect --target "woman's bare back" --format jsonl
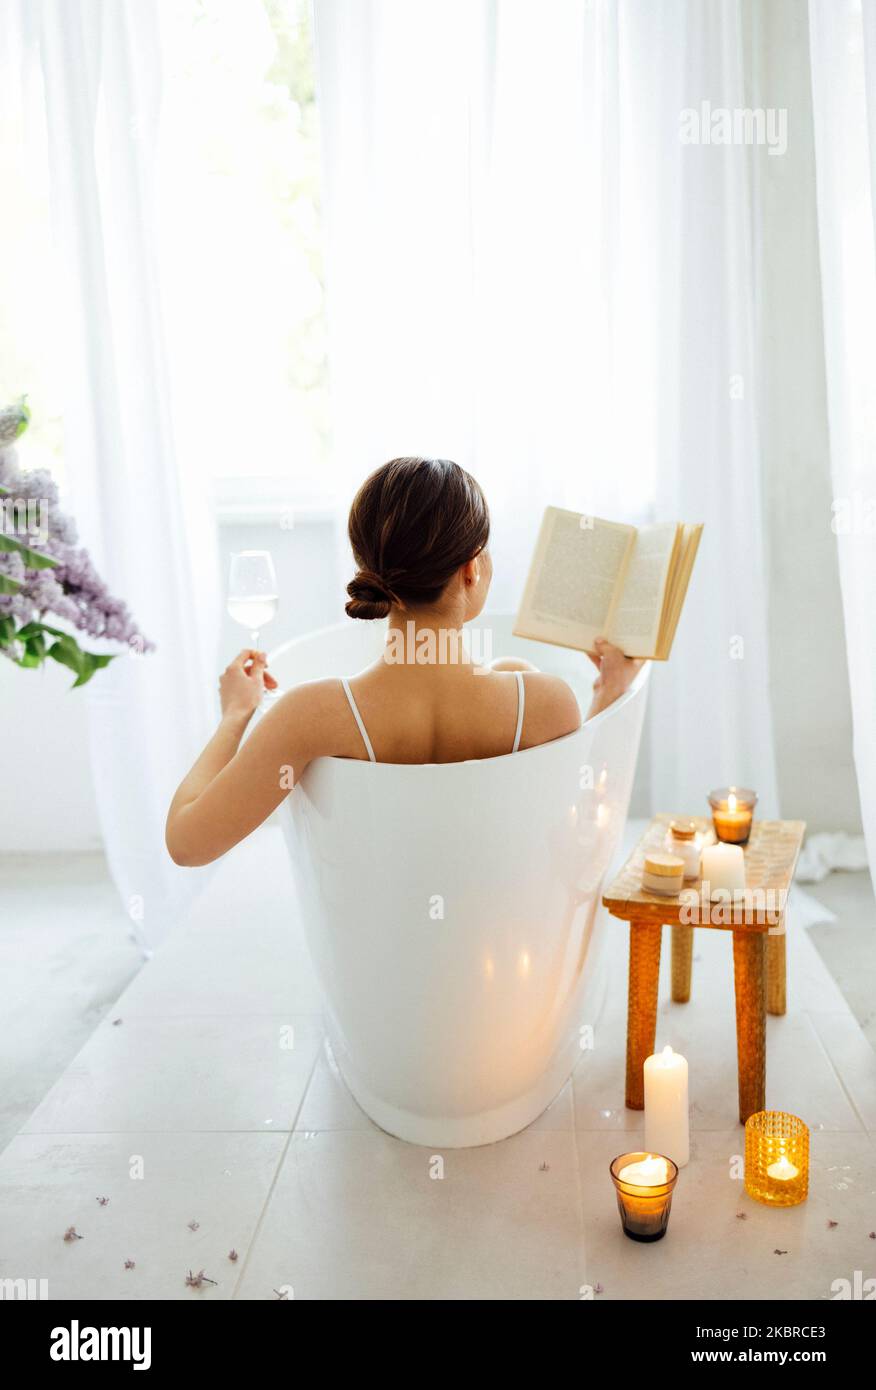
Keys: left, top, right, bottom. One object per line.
{"left": 328, "top": 661, "right": 581, "bottom": 765}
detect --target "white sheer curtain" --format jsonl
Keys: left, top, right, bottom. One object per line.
{"left": 314, "top": 0, "right": 779, "bottom": 813}
{"left": 628, "top": 0, "right": 779, "bottom": 814}
{"left": 809, "top": 0, "right": 876, "bottom": 871}
{"left": 314, "top": 0, "right": 659, "bottom": 614}
{"left": 24, "top": 0, "right": 220, "bottom": 949}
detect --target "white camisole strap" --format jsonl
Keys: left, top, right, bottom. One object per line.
{"left": 340, "top": 678, "right": 376, "bottom": 763}
{"left": 511, "top": 671, "right": 526, "bottom": 753}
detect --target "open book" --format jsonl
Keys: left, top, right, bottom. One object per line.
{"left": 514, "top": 507, "right": 703, "bottom": 660}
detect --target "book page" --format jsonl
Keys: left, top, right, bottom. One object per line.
{"left": 514, "top": 507, "right": 635, "bottom": 651}
{"left": 607, "top": 522, "right": 679, "bottom": 656}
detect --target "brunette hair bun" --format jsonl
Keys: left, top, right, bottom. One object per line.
{"left": 345, "top": 568, "right": 399, "bottom": 621}
{"left": 345, "top": 457, "right": 490, "bottom": 621}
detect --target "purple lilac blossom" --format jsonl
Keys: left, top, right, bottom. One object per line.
{"left": 0, "top": 445, "right": 153, "bottom": 654}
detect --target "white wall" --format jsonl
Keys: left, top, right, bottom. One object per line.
{"left": 0, "top": 655, "right": 102, "bottom": 851}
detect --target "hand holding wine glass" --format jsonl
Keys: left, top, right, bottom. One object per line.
{"left": 227, "top": 550, "right": 280, "bottom": 706}
{"left": 219, "top": 648, "right": 278, "bottom": 723}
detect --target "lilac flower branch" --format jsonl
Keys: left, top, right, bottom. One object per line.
{"left": 0, "top": 407, "right": 153, "bottom": 685}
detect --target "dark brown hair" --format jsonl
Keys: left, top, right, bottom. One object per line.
{"left": 345, "top": 457, "right": 490, "bottom": 620}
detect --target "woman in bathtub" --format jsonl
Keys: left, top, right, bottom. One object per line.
{"left": 166, "top": 457, "right": 642, "bottom": 866}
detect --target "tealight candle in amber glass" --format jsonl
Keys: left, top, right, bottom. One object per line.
{"left": 744, "top": 1110, "right": 809, "bottom": 1207}
{"left": 708, "top": 786, "right": 757, "bottom": 844}
{"left": 610, "top": 1152, "right": 679, "bottom": 1242}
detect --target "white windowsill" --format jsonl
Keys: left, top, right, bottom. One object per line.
{"left": 216, "top": 501, "right": 338, "bottom": 525}
{"left": 212, "top": 475, "right": 339, "bottom": 525}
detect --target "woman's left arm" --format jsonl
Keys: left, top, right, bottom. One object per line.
{"left": 166, "top": 650, "right": 326, "bottom": 867}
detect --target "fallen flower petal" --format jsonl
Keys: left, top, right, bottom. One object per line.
{"left": 124, "top": 1260, "right": 135, "bottom": 1270}
{"left": 228, "top": 1250, "right": 239, "bottom": 1262}
{"left": 63, "top": 1226, "right": 83, "bottom": 1242}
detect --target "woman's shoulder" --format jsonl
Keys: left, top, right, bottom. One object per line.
{"left": 516, "top": 670, "right": 581, "bottom": 748}
{"left": 256, "top": 677, "right": 366, "bottom": 758}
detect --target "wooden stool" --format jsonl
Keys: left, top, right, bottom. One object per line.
{"left": 603, "top": 817, "right": 805, "bottom": 1123}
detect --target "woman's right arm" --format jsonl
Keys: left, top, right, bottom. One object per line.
{"left": 165, "top": 672, "right": 341, "bottom": 867}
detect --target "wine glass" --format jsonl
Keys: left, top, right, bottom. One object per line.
{"left": 227, "top": 550, "right": 279, "bottom": 648}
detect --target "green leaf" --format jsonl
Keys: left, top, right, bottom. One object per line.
{"left": 18, "top": 634, "right": 46, "bottom": 668}
{"left": 1, "top": 615, "right": 118, "bottom": 686}
{"left": 0, "top": 572, "right": 22, "bottom": 594}
{"left": 46, "top": 634, "right": 84, "bottom": 679}
{"left": 45, "top": 631, "right": 115, "bottom": 687}
{"left": 0, "top": 533, "right": 58, "bottom": 569}
{"left": 71, "top": 651, "right": 114, "bottom": 687}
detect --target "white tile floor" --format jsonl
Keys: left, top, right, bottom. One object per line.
{"left": 0, "top": 854, "right": 141, "bottom": 1151}
{"left": 1, "top": 823, "right": 874, "bottom": 1300}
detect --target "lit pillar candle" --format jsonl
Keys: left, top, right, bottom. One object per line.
{"left": 701, "top": 843, "right": 745, "bottom": 900}
{"left": 644, "top": 1044, "right": 690, "bottom": 1167}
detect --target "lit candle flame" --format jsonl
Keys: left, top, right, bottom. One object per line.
{"left": 766, "top": 1154, "right": 799, "bottom": 1181}
{"left": 728, "top": 791, "right": 738, "bottom": 813}
{"left": 617, "top": 1154, "right": 670, "bottom": 1185}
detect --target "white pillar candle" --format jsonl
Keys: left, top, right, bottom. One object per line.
{"left": 700, "top": 843, "right": 745, "bottom": 899}
{"left": 644, "top": 1044, "right": 690, "bottom": 1168}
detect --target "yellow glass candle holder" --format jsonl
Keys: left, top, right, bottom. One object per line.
{"left": 744, "top": 1110, "right": 809, "bottom": 1207}
{"left": 610, "top": 1152, "right": 679, "bottom": 1242}
{"left": 708, "top": 786, "right": 757, "bottom": 844}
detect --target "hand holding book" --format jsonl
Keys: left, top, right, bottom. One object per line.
{"left": 586, "top": 636, "right": 646, "bottom": 717}
{"left": 514, "top": 507, "right": 703, "bottom": 661}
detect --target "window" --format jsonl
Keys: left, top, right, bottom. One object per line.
{"left": 0, "top": 1, "right": 328, "bottom": 511}
{"left": 0, "top": 21, "right": 64, "bottom": 479}
{"left": 157, "top": 0, "right": 329, "bottom": 505}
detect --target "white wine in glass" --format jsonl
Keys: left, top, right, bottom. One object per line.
{"left": 227, "top": 550, "right": 279, "bottom": 648}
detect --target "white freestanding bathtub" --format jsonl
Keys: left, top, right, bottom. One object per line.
{"left": 268, "top": 615, "right": 648, "bottom": 1147}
